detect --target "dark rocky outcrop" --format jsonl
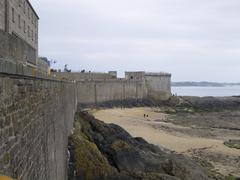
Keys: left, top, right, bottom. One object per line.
{"left": 170, "top": 96, "right": 240, "bottom": 111}
{"left": 78, "top": 96, "right": 240, "bottom": 112}
{"left": 68, "top": 111, "right": 211, "bottom": 180}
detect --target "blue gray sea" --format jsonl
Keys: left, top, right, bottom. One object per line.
{"left": 171, "top": 86, "right": 240, "bottom": 97}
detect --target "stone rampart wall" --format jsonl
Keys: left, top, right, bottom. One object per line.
{"left": 76, "top": 76, "right": 171, "bottom": 105}
{"left": 77, "top": 80, "right": 147, "bottom": 105}
{"left": 145, "top": 75, "right": 171, "bottom": 100}
{"left": 0, "top": 73, "right": 77, "bottom": 180}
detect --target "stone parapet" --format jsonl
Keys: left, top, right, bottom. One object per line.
{"left": 0, "top": 58, "right": 59, "bottom": 81}
{"left": 52, "top": 71, "right": 117, "bottom": 81}
{"left": 145, "top": 72, "right": 171, "bottom": 76}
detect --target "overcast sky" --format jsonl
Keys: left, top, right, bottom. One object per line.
{"left": 31, "top": 0, "right": 240, "bottom": 82}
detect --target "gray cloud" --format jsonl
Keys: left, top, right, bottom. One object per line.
{"left": 32, "top": 0, "right": 240, "bottom": 82}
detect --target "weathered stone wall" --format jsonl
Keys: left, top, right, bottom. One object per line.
{"left": 76, "top": 73, "right": 172, "bottom": 105}
{"left": 77, "top": 80, "right": 147, "bottom": 105}
{"left": 0, "top": 73, "right": 77, "bottom": 180}
{"left": 0, "top": 30, "right": 8, "bottom": 59}
{"left": 145, "top": 74, "right": 171, "bottom": 100}
{"left": 0, "top": 29, "right": 36, "bottom": 64}
{"left": 0, "top": 0, "right": 5, "bottom": 31}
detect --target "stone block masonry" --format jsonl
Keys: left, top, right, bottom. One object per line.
{"left": 0, "top": 73, "right": 77, "bottom": 180}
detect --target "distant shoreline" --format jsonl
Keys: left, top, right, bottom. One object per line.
{"left": 172, "top": 82, "right": 240, "bottom": 87}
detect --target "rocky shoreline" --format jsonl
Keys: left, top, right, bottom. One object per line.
{"left": 68, "top": 111, "right": 210, "bottom": 180}
{"left": 79, "top": 96, "right": 240, "bottom": 112}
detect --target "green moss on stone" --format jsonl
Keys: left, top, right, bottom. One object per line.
{"left": 70, "top": 133, "right": 115, "bottom": 179}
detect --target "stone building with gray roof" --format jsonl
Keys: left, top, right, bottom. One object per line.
{"left": 0, "top": 0, "right": 39, "bottom": 66}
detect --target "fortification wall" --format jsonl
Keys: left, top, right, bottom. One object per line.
{"left": 53, "top": 72, "right": 116, "bottom": 81}
{"left": 0, "top": 73, "right": 77, "bottom": 180}
{"left": 77, "top": 80, "right": 147, "bottom": 105}
{"left": 145, "top": 74, "right": 171, "bottom": 100}
{"left": 70, "top": 72, "right": 172, "bottom": 105}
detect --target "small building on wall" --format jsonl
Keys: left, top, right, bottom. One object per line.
{"left": 0, "top": 0, "right": 39, "bottom": 67}
{"left": 37, "top": 57, "right": 50, "bottom": 76}
{"left": 108, "top": 71, "right": 117, "bottom": 78}
{"left": 125, "top": 71, "right": 145, "bottom": 80}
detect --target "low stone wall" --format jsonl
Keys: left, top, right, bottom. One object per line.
{"left": 0, "top": 58, "right": 51, "bottom": 78}
{"left": 77, "top": 80, "right": 147, "bottom": 105}
{"left": 0, "top": 73, "right": 77, "bottom": 180}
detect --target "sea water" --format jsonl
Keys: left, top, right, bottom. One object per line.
{"left": 171, "top": 86, "right": 240, "bottom": 97}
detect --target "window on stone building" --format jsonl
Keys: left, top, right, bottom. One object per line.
{"left": 32, "top": 13, "right": 34, "bottom": 24}
{"left": 19, "top": 0, "right": 21, "bottom": 7}
{"left": 28, "top": 26, "right": 30, "bottom": 37}
{"left": 23, "top": 21, "right": 26, "bottom": 33}
{"left": 28, "top": 7, "right": 30, "bottom": 19}
{"left": 35, "top": 33, "right": 37, "bottom": 44}
{"left": 32, "top": 30, "right": 33, "bottom": 40}
{"left": 12, "top": 8, "right": 15, "bottom": 23}
{"left": 23, "top": 1, "right": 26, "bottom": 14}
{"left": 18, "top": 15, "right": 21, "bottom": 29}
